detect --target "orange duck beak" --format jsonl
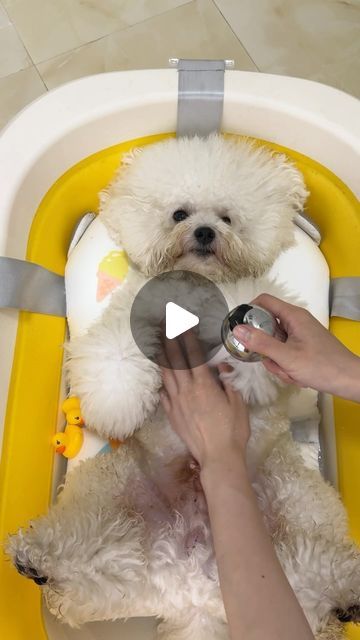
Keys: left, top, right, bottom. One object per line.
{"left": 56, "top": 445, "right": 66, "bottom": 454}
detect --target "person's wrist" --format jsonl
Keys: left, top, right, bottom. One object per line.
{"left": 334, "top": 352, "right": 360, "bottom": 402}
{"left": 200, "top": 446, "right": 249, "bottom": 487}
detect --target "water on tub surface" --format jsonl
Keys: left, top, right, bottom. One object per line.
{"left": 43, "top": 605, "right": 158, "bottom": 639}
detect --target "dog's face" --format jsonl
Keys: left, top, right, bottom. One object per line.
{"left": 100, "top": 135, "right": 308, "bottom": 282}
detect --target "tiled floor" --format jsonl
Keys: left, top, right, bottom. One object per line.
{"left": 0, "top": 0, "right": 359, "bottom": 129}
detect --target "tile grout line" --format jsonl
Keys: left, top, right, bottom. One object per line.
{"left": 34, "top": 61, "right": 49, "bottom": 91}
{"left": 2, "top": 0, "right": 258, "bottom": 86}
{"left": 33, "top": 0, "right": 193, "bottom": 91}
{"left": 0, "top": 0, "right": 48, "bottom": 89}
{"left": 210, "top": 0, "right": 260, "bottom": 71}
{"left": 15, "top": 0, "right": 195, "bottom": 70}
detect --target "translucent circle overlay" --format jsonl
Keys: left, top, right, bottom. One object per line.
{"left": 130, "top": 271, "right": 229, "bottom": 370}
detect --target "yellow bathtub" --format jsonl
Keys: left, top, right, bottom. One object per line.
{"left": 0, "top": 69, "right": 359, "bottom": 639}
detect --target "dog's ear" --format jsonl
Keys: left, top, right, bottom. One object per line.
{"left": 99, "top": 147, "right": 143, "bottom": 209}
{"left": 121, "top": 147, "right": 143, "bottom": 167}
{"left": 274, "top": 153, "right": 309, "bottom": 214}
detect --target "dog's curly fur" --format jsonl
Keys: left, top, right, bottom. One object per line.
{"left": 7, "top": 135, "right": 360, "bottom": 639}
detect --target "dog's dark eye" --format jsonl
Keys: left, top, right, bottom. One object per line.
{"left": 221, "top": 216, "right": 231, "bottom": 225}
{"left": 173, "top": 209, "right": 189, "bottom": 223}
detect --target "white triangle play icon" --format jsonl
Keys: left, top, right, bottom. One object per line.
{"left": 165, "top": 302, "right": 199, "bottom": 340}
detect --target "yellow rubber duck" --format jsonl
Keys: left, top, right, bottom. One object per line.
{"left": 62, "top": 396, "right": 84, "bottom": 425}
{"left": 52, "top": 396, "right": 84, "bottom": 459}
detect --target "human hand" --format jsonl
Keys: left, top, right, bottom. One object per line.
{"left": 233, "top": 294, "right": 360, "bottom": 401}
{"left": 160, "top": 330, "right": 250, "bottom": 469}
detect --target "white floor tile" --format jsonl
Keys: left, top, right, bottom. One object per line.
{"left": 0, "top": 21, "right": 31, "bottom": 78}
{"left": 0, "top": 66, "right": 46, "bottom": 130}
{"left": 2, "top": 0, "right": 192, "bottom": 64}
{"left": 0, "top": 2, "right": 10, "bottom": 27}
{"left": 214, "top": 0, "right": 360, "bottom": 97}
{"left": 37, "top": 0, "right": 257, "bottom": 90}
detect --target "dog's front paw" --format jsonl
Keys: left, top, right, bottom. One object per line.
{"left": 65, "top": 310, "right": 161, "bottom": 440}
{"left": 217, "top": 354, "right": 285, "bottom": 407}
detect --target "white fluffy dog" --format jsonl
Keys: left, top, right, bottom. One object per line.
{"left": 8, "top": 135, "right": 360, "bottom": 639}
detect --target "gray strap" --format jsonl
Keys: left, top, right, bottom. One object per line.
{"left": 0, "top": 257, "right": 66, "bottom": 317}
{"left": 330, "top": 277, "right": 360, "bottom": 320}
{"left": 173, "top": 59, "right": 229, "bottom": 137}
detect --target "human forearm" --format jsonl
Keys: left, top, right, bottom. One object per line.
{"left": 160, "top": 332, "right": 314, "bottom": 638}
{"left": 328, "top": 352, "right": 360, "bottom": 402}
{"left": 201, "top": 455, "right": 314, "bottom": 640}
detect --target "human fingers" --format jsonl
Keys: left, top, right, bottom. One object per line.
{"left": 217, "top": 365, "right": 248, "bottom": 424}
{"left": 217, "top": 362, "right": 233, "bottom": 375}
{"left": 232, "top": 391, "right": 250, "bottom": 440}
{"left": 161, "top": 363, "right": 178, "bottom": 397}
{"left": 164, "top": 334, "right": 188, "bottom": 370}
{"left": 232, "top": 323, "right": 289, "bottom": 365}
{"left": 250, "top": 294, "right": 299, "bottom": 333}
{"left": 159, "top": 388, "right": 172, "bottom": 414}
{"left": 217, "top": 365, "right": 250, "bottom": 447}
{"left": 159, "top": 341, "right": 179, "bottom": 395}
{"left": 217, "top": 363, "right": 238, "bottom": 403}
{"left": 217, "top": 362, "right": 233, "bottom": 384}
{"left": 163, "top": 335, "right": 192, "bottom": 388}
{"left": 181, "top": 330, "right": 212, "bottom": 381}
{"left": 274, "top": 370, "right": 297, "bottom": 385}
{"left": 262, "top": 358, "right": 296, "bottom": 384}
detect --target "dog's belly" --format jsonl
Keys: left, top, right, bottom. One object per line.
{"left": 122, "top": 454, "right": 214, "bottom": 566}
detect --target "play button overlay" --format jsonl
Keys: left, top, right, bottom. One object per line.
{"left": 165, "top": 302, "right": 199, "bottom": 339}
{"left": 130, "top": 270, "right": 229, "bottom": 369}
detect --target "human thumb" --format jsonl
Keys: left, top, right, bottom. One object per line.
{"left": 232, "top": 325, "right": 286, "bottom": 363}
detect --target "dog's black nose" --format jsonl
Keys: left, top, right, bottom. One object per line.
{"left": 194, "top": 226, "right": 215, "bottom": 246}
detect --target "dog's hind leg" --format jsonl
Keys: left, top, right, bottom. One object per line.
{"left": 256, "top": 430, "right": 360, "bottom": 635}
{"left": 275, "top": 530, "right": 360, "bottom": 638}
{"left": 7, "top": 446, "right": 155, "bottom": 627}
